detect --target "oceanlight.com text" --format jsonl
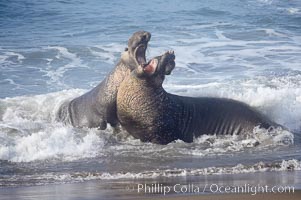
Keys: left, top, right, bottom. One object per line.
{"left": 126, "top": 183, "right": 295, "bottom": 195}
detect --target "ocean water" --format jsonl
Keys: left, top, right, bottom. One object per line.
{"left": 1, "top": 0, "right": 301, "bottom": 196}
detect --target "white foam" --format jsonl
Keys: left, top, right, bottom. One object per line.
{"left": 1, "top": 89, "right": 85, "bottom": 122}
{"left": 4, "top": 159, "right": 299, "bottom": 186}
{"left": 0, "top": 89, "right": 109, "bottom": 162}
{"left": 215, "top": 30, "right": 230, "bottom": 40}
{"left": 47, "top": 46, "right": 80, "bottom": 62}
{"left": 287, "top": 8, "right": 300, "bottom": 14}
{"left": 259, "top": 29, "right": 287, "bottom": 37}
{"left": 89, "top": 43, "right": 125, "bottom": 65}
{"left": 83, "top": 159, "right": 301, "bottom": 179}
{"left": 42, "top": 46, "right": 89, "bottom": 88}
{"left": 0, "top": 125, "right": 104, "bottom": 162}
{"left": 187, "top": 127, "right": 293, "bottom": 157}
{"left": 0, "top": 78, "right": 300, "bottom": 162}
{"left": 0, "top": 79, "right": 17, "bottom": 85}
{"left": 256, "top": 0, "right": 274, "bottom": 5}
{"left": 0, "top": 51, "right": 25, "bottom": 65}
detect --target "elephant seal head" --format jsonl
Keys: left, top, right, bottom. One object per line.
{"left": 121, "top": 31, "right": 151, "bottom": 70}
{"left": 135, "top": 50, "right": 175, "bottom": 86}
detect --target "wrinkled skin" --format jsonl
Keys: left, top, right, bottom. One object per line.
{"left": 117, "top": 51, "right": 282, "bottom": 144}
{"left": 57, "top": 31, "right": 151, "bottom": 129}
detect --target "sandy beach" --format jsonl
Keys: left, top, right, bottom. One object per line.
{"left": 1, "top": 171, "right": 300, "bottom": 200}
{"left": 0, "top": 184, "right": 300, "bottom": 200}
{"left": 144, "top": 191, "right": 301, "bottom": 200}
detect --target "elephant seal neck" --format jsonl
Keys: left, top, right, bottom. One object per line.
{"left": 117, "top": 73, "right": 168, "bottom": 141}
{"left": 120, "top": 51, "right": 137, "bottom": 71}
{"left": 118, "top": 74, "right": 166, "bottom": 109}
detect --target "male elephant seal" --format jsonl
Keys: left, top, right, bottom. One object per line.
{"left": 57, "top": 31, "right": 151, "bottom": 129}
{"left": 117, "top": 51, "right": 282, "bottom": 144}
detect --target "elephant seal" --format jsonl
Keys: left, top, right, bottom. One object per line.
{"left": 117, "top": 51, "right": 281, "bottom": 144}
{"left": 57, "top": 31, "right": 151, "bottom": 129}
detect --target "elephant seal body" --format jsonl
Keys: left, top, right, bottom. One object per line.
{"left": 117, "top": 51, "right": 280, "bottom": 144}
{"left": 57, "top": 31, "right": 151, "bottom": 129}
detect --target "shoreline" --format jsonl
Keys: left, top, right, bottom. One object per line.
{"left": 1, "top": 172, "right": 301, "bottom": 200}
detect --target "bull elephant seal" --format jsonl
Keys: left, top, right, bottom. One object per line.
{"left": 117, "top": 51, "right": 282, "bottom": 144}
{"left": 57, "top": 31, "right": 151, "bottom": 129}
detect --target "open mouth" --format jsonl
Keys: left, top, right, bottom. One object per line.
{"left": 142, "top": 50, "right": 175, "bottom": 75}
{"left": 140, "top": 50, "right": 175, "bottom": 76}
{"left": 135, "top": 44, "right": 147, "bottom": 65}
{"left": 143, "top": 58, "right": 158, "bottom": 74}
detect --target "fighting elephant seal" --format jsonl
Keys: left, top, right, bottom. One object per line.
{"left": 57, "top": 31, "right": 151, "bottom": 129}
{"left": 117, "top": 51, "right": 282, "bottom": 144}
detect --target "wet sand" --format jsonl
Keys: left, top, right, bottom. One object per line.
{"left": 144, "top": 191, "right": 301, "bottom": 200}
{"left": 0, "top": 183, "right": 300, "bottom": 200}
{"left": 1, "top": 171, "right": 301, "bottom": 200}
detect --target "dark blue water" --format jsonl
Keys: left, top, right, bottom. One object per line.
{"left": 1, "top": 0, "right": 301, "bottom": 96}
{"left": 0, "top": 0, "right": 301, "bottom": 190}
